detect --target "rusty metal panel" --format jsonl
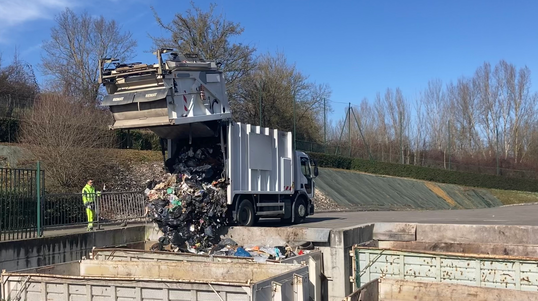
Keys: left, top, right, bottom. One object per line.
{"left": 353, "top": 247, "right": 538, "bottom": 292}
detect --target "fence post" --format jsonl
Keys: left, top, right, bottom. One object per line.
{"left": 96, "top": 193, "right": 101, "bottom": 230}
{"left": 36, "top": 161, "right": 42, "bottom": 237}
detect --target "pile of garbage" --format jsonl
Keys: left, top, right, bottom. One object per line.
{"left": 209, "top": 238, "right": 315, "bottom": 263}
{"left": 144, "top": 144, "right": 229, "bottom": 253}
{"left": 143, "top": 143, "right": 316, "bottom": 261}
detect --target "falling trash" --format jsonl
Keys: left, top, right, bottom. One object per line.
{"left": 144, "top": 144, "right": 229, "bottom": 252}
{"left": 143, "top": 143, "right": 315, "bottom": 259}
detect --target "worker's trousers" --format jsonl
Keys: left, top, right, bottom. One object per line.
{"left": 86, "top": 208, "right": 94, "bottom": 229}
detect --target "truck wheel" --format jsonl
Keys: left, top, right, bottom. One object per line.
{"left": 294, "top": 198, "right": 307, "bottom": 223}
{"left": 281, "top": 198, "right": 307, "bottom": 224}
{"left": 236, "top": 200, "right": 255, "bottom": 227}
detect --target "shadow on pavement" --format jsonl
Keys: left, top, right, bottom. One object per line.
{"left": 256, "top": 217, "right": 341, "bottom": 227}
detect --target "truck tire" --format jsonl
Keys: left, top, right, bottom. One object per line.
{"left": 281, "top": 198, "right": 307, "bottom": 224}
{"left": 236, "top": 199, "right": 255, "bottom": 227}
{"left": 294, "top": 198, "right": 307, "bottom": 223}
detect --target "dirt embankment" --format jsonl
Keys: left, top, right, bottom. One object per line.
{"left": 8, "top": 144, "right": 535, "bottom": 210}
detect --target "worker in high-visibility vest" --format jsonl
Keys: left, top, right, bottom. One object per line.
{"left": 82, "top": 179, "right": 102, "bottom": 231}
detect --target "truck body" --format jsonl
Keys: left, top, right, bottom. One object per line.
{"left": 99, "top": 49, "right": 318, "bottom": 225}
{"left": 1, "top": 259, "right": 309, "bottom": 301}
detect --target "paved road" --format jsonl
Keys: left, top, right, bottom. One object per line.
{"left": 259, "top": 203, "right": 538, "bottom": 229}
{"left": 16, "top": 203, "right": 538, "bottom": 240}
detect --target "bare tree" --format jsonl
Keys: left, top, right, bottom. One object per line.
{"left": 369, "top": 92, "right": 386, "bottom": 161}
{"left": 493, "top": 60, "right": 516, "bottom": 159}
{"left": 421, "top": 79, "right": 448, "bottom": 152}
{"left": 447, "top": 77, "right": 482, "bottom": 157}
{"left": 473, "top": 62, "right": 498, "bottom": 159}
{"left": 41, "top": 8, "right": 137, "bottom": 104}
{"left": 0, "top": 52, "right": 39, "bottom": 118}
{"left": 151, "top": 1, "right": 256, "bottom": 104}
{"left": 19, "top": 93, "right": 118, "bottom": 192}
{"left": 411, "top": 92, "right": 426, "bottom": 165}
{"left": 234, "top": 52, "right": 331, "bottom": 142}
{"left": 512, "top": 66, "right": 535, "bottom": 163}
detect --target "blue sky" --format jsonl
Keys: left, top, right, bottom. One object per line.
{"left": 1, "top": 0, "right": 537, "bottom": 123}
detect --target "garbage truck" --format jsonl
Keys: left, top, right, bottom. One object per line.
{"left": 99, "top": 49, "right": 318, "bottom": 226}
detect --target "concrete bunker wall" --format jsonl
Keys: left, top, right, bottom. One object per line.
{"left": 346, "top": 278, "right": 538, "bottom": 301}
{"left": 4, "top": 222, "right": 538, "bottom": 301}
{"left": 0, "top": 226, "right": 146, "bottom": 272}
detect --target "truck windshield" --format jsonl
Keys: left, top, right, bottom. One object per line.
{"left": 300, "top": 157, "right": 311, "bottom": 178}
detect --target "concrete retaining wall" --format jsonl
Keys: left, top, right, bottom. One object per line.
{"left": 147, "top": 224, "right": 375, "bottom": 301}
{"left": 374, "top": 223, "right": 538, "bottom": 258}
{"left": 5, "top": 222, "right": 538, "bottom": 301}
{"left": 347, "top": 278, "right": 538, "bottom": 301}
{"left": 0, "top": 226, "right": 146, "bottom": 272}
{"left": 317, "top": 224, "right": 374, "bottom": 301}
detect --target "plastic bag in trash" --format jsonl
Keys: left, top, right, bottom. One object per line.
{"left": 234, "top": 247, "right": 252, "bottom": 257}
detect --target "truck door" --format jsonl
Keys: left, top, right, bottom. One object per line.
{"left": 300, "top": 157, "right": 313, "bottom": 195}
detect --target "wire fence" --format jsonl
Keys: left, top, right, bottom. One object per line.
{"left": 296, "top": 140, "right": 538, "bottom": 179}
{"left": 43, "top": 191, "right": 147, "bottom": 229}
{"left": 1, "top": 165, "right": 147, "bottom": 241}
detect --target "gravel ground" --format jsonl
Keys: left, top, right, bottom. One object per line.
{"left": 313, "top": 189, "right": 347, "bottom": 211}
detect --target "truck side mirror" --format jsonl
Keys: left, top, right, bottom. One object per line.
{"left": 310, "top": 159, "right": 319, "bottom": 177}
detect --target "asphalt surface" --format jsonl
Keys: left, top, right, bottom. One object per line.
{"left": 259, "top": 203, "right": 538, "bottom": 229}
{"left": 21, "top": 203, "right": 538, "bottom": 240}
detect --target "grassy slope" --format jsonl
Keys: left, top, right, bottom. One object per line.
{"left": 318, "top": 166, "right": 538, "bottom": 207}
{"left": 4, "top": 144, "right": 537, "bottom": 206}
{"left": 110, "top": 150, "right": 538, "bottom": 206}
{"left": 489, "top": 189, "right": 538, "bottom": 205}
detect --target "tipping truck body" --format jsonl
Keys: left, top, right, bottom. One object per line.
{"left": 99, "top": 49, "right": 318, "bottom": 226}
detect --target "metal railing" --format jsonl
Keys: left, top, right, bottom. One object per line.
{"left": 43, "top": 191, "right": 146, "bottom": 229}
{"left": 0, "top": 166, "right": 44, "bottom": 241}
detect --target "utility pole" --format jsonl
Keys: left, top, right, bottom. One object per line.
{"left": 496, "top": 125, "right": 500, "bottom": 176}
{"left": 348, "top": 103, "right": 351, "bottom": 157}
{"left": 448, "top": 120, "right": 451, "bottom": 170}
{"left": 351, "top": 108, "right": 374, "bottom": 161}
{"left": 323, "top": 98, "right": 326, "bottom": 148}
{"left": 293, "top": 95, "right": 296, "bottom": 151}
{"left": 335, "top": 107, "right": 349, "bottom": 156}
{"left": 259, "top": 81, "right": 262, "bottom": 127}
{"left": 400, "top": 111, "right": 403, "bottom": 164}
